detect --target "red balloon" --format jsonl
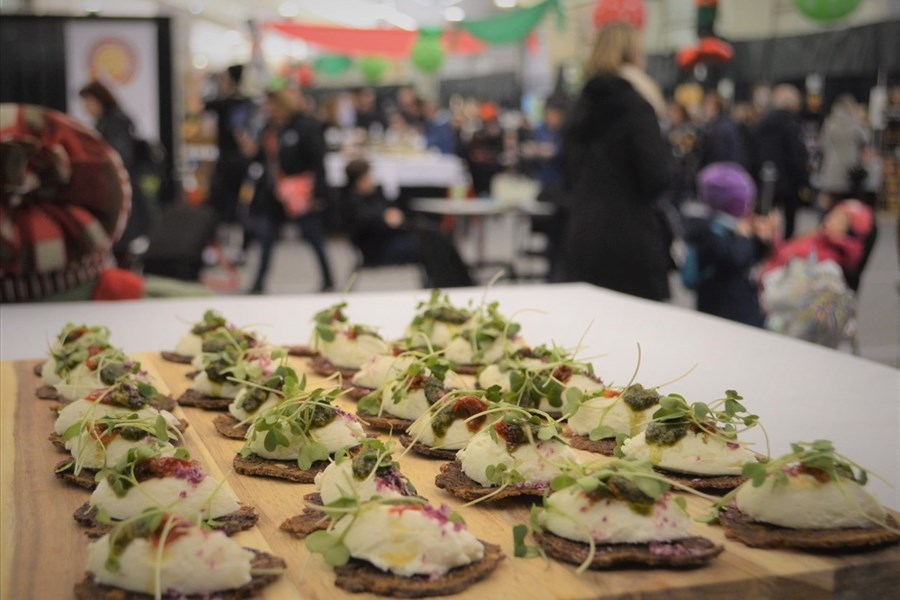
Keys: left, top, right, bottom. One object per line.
{"left": 677, "top": 47, "right": 701, "bottom": 69}
{"left": 676, "top": 37, "right": 733, "bottom": 70}
{"left": 297, "top": 64, "right": 315, "bottom": 88}
{"left": 593, "top": 0, "right": 646, "bottom": 29}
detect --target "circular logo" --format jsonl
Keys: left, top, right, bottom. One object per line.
{"left": 88, "top": 38, "right": 137, "bottom": 85}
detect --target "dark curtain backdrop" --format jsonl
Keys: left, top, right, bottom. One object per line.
{"left": 0, "top": 17, "right": 68, "bottom": 111}
{"left": 646, "top": 20, "right": 900, "bottom": 102}
{"left": 440, "top": 72, "right": 521, "bottom": 109}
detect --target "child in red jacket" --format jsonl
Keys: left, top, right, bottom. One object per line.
{"left": 763, "top": 199, "right": 873, "bottom": 283}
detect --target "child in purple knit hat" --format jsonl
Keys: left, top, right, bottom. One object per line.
{"left": 682, "top": 162, "right": 778, "bottom": 327}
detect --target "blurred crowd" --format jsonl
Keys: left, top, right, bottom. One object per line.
{"left": 5, "top": 20, "right": 897, "bottom": 348}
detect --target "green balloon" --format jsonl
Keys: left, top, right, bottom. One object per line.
{"left": 268, "top": 75, "right": 289, "bottom": 91}
{"left": 411, "top": 32, "right": 444, "bottom": 74}
{"left": 313, "top": 55, "right": 353, "bottom": 77}
{"left": 359, "top": 56, "right": 389, "bottom": 83}
{"left": 792, "top": 0, "right": 861, "bottom": 21}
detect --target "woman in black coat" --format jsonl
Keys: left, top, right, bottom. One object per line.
{"left": 561, "top": 24, "right": 672, "bottom": 300}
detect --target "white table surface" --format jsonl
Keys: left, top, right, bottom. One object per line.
{"left": 325, "top": 152, "right": 468, "bottom": 199}
{"left": 2, "top": 283, "right": 898, "bottom": 509}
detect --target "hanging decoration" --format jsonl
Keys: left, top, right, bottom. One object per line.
{"left": 359, "top": 56, "right": 389, "bottom": 84}
{"left": 455, "top": 0, "right": 564, "bottom": 45}
{"left": 312, "top": 54, "right": 353, "bottom": 77}
{"left": 267, "top": 75, "right": 289, "bottom": 91}
{"left": 296, "top": 64, "right": 315, "bottom": 88}
{"left": 410, "top": 29, "right": 445, "bottom": 74}
{"left": 792, "top": 0, "right": 861, "bottom": 22}
{"left": 264, "top": 23, "right": 485, "bottom": 59}
{"left": 676, "top": 0, "right": 734, "bottom": 70}
{"left": 592, "top": 0, "right": 646, "bottom": 30}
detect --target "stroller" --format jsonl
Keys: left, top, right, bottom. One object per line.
{"left": 761, "top": 256, "right": 857, "bottom": 350}
{"left": 759, "top": 200, "right": 873, "bottom": 351}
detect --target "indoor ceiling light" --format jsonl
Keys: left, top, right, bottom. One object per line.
{"left": 494, "top": 0, "right": 518, "bottom": 7}
{"left": 192, "top": 54, "right": 209, "bottom": 70}
{"left": 444, "top": 6, "right": 465, "bottom": 21}
{"left": 278, "top": 1, "right": 300, "bottom": 18}
{"left": 188, "top": 1, "right": 203, "bottom": 15}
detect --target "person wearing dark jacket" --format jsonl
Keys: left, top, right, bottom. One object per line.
{"left": 698, "top": 92, "right": 742, "bottom": 168}
{"left": 240, "top": 90, "right": 335, "bottom": 294}
{"left": 78, "top": 80, "right": 150, "bottom": 264}
{"left": 756, "top": 85, "right": 809, "bottom": 238}
{"left": 342, "top": 159, "right": 419, "bottom": 265}
{"left": 340, "top": 159, "right": 473, "bottom": 288}
{"left": 560, "top": 23, "right": 672, "bottom": 301}
{"left": 204, "top": 65, "right": 255, "bottom": 226}
{"left": 684, "top": 163, "right": 775, "bottom": 327}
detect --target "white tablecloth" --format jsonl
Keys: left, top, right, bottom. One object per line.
{"left": 2, "top": 283, "right": 898, "bottom": 508}
{"left": 325, "top": 152, "right": 468, "bottom": 199}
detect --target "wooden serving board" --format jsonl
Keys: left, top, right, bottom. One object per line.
{"left": 2, "top": 353, "right": 899, "bottom": 600}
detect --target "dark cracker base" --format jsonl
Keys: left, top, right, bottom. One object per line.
{"left": 36, "top": 385, "right": 60, "bottom": 400}
{"left": 344, "top": 385, "right": 373, "bottom": 400}
{"left": 452, "top": 364, "right": 479, "bottom": 375}
{"left": 73, "top": 549, "right": 285, "bottom": 600}
{"left": 399, "top": 434, "right": 458, "bottom": 460}
{"left": 333, "top": 541, "right": 504, "bottom": 598}
{"left": 310, "top": 356, "right": 358, "bottom": 379}
{"left": 33, "top": 361, "right": 44, "bottom": 377}
{"left": 214, "top": 414, "right": 250, "bottom": 439}
{"left": 288, "top": 344, "right": 318, "bottom": 357}
{"left": 160, "top": 350, "right": 194, "bottom": 364}
{"left": 49, "top": 432, "right": 67, "bottom": 451}
{"left": 533, "top": 531, "right": 723, "bottom": 569}
{"left": 74, "top": 502, "right": 259, "bottom": 538}
{"left": 434, "top": 461, "right": 547, "bottom": 502}
{"left": 358, "top": 412, "right": 413, "bottom": 432}
{"left": 55, "top": 459, "right": 98, "bottom": 490}
{"left": 177, "top": 389, "right": 232, "bottom": 410}
{"left": 233, "top": 453, "right": 327, "bottom": 483}
{"left": 280, "top": 492, "right": 329, "bottom": 538}
{"left": 720, "top": 506, "right": 900, "bottom": 551}
{"left": 564, "top": 432, "right": 617, "bottom": 456}
{"left": 655, "top": 467, "right": 746, "bottom": 494}
{"left": 38, "top": 388, "right": 177, "bottom": 412}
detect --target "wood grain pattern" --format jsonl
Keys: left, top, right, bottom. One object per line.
{"left": 2, "top": 353, "right": 899, "bottom": 600}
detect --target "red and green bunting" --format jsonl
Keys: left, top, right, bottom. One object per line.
{"left": 265, "top": 0, "right": 564, "bottom": 79}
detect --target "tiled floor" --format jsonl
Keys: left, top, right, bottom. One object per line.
{"left": 233, "top": 209, "right": 900, "bottom": 368}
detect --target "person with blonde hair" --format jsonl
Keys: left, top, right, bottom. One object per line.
{"left": 560, "top": 23, "right": 672, "bottom": 300}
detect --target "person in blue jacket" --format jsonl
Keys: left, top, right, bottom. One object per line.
{"left": 683, "top": 162, "right": 777, "bottom": 327}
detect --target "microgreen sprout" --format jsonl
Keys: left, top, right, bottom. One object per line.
{"left": 59, "top": 410, "right": 184, "bottom": 476}
{"left": 198, "top": 327, "right": 282, "bottom": 385}
{"left": 406, "top": 289, "right": 473, "bottom": 347}
{"left": 486, "top": 343, "right": 601, "bottom": 411}
{"left": 240, "top": 383, "right": 357, "bottom": 470}
{"left": 619, "top": 389, "right": 766, "bottom": 455}
{"left": 357, "top": 349, "right": 456, "bottom": 418}
{"left": 46, "top": 324, "right": 113, "bottom": 379}
{"left": 706, "top": 440, "right": 899, "bottom": 533}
